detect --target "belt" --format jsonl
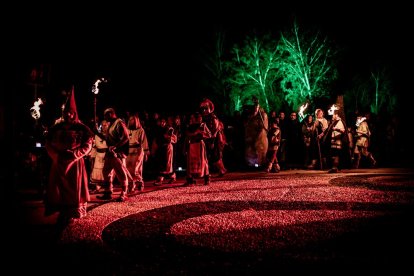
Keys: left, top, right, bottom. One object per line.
{"left": 96, "top": 148, "right": 108, "bottom": 153}
{"left": 129, "top": 144, "right": 141, "bottom": 148}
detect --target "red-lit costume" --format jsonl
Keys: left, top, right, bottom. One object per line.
{"left": 152, "top": 119, "right": 177, "bottom": 185}
{"left": 265, "top": 120, "right": 281, "bottom": 173}
{"left": 45, "top": 87, "right": 93, "bottom": 224}
{"left": 98, "top": 108, "right": 130, "bottom": 202}
{"left": 89, "top": 120, "right": 110, "bottom": 192}
{"left": 244, "top": 100, "right": 268, "bottom": 168}
{"left": 353, "top": 116, "right": 376, "bottom": 168}
{"left": 126, "top": 114, "right": 149, "bottom": 191}
{"left": 200, "top": 98, "right": 227, "bottom": 177}
{"left": 184, "top": 113, "right": 212, "bottom": 185}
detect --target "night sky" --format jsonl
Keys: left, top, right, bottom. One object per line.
{"left": 4, "top": 2, "right": 413, "bottom": 127}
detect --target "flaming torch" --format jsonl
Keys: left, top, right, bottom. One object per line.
{"left": 30, "top": 98, "right": 43, "bottom": 120}
{"left": 298, "top": 103, "right": 309, "bottom": 122}
{"left": 92, "top": 78, "right": 107, "bottom": 127}
{"left": 355, "top": 116, "right": 366, "bottom": 127}
{"left": 327, "top": 104, "right": 339, "bottom": 116}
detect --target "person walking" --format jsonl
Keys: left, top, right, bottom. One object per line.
{"left": 44, "top": 86, "right": 94, "bottom": 226}
{"left": 126, "top": 114, "right": 149, "bottom": 192}
{"left": 353, "top": 115, "right": 376, "bottom": 168}
{"left": 96, "top": 108, "right": 130, "bottom": 202}
{"left": 183, "top": 112, "right": 212, "bottom": 185}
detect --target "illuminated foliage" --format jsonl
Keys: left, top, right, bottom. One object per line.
{"left": 226, "top": 34, "right": 281, "bottom": 113}
{"left": 370, "top": 67, "right": 395, "bottom": 114}
{"left": 344, "top": 65, "right": 395, "bottom": 115}
{"left": 276, "top": 21, "right": 337, "bottom": 110}
{"left": 201, "top": 31, "right": 230, "bottom": 111}
{"left": 344, "top": 74, "right": 371, "bottom": 114}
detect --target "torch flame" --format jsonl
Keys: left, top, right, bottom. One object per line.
{"left": 30, "top": 98, "right": 43, "bottom": 119}
{"left": 355, "top": 116, "right": 366, "bottom": 127}
{"left": 328, "top": 104, "right": 339, "bottom": 116}
{"left": 92, "top": 78, "right": 107, "bottom": 95}
{"left": 298, "top": 103, "right": 308, "bottom": 121}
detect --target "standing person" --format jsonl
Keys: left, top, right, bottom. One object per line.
{"left": 325, "top": 107, "right": 346, "bottom": 173}
{"left": 184, "top": 112, "right": 212, "bottom": 185}
{"left": 264, "top": 119, "right": 281, "bottom": 173}
{"left": 243, "top": 96, "right": 268, "bottom": 169}
{"left": 97, "top": 108, "right": 130, "bottom": 202}
{"left": 277, "top": 111, "right": 287, "bottom": 170}
{"left": 353, "top": 115, "right": 376, "bottom": 168}
{"left": 200, "top": 98, "right": 227, "bottom": 177}
{"left": 152, "top": 117, "right": 177, "bottom": 185}
{"left": 44, "top": 86, "right": 94, "bottom": 225}
{"left": 302, "top": 114, "right": 314, "bottom": 168}
{"left": 307, "top": 108, "right": 329, "bottom": 170}
{"left": 89, "top": 119, "right": 110, "bottom": 193}
{"left": 126, "top": 114, "right": 149, "bottom": 192}
{"left": 285, "top": 112, "right": 303, "bottom": 169}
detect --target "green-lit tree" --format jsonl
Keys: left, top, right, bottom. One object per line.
{"left": 226, "top": 34, "right": 280, "bottom": 113}
{"left": 200, "top": 31, "right": 230, "bottom": 112}
{"left": 344, "top": 65, "right": 395, "bottom": 116}
{"left": 344, "top": 74, "right": 371, "bottom": 114}
{"left": 370, "top": 67, "right": 395, "bottom": 114}
{"left": 276, "top": 21, "right": 338, "bottom": 110}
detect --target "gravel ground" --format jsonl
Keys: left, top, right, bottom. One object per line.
{"left": 12, "top": 169, "right": 414, "bottom": 275}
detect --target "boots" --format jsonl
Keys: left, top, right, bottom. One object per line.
{"left": 307, "top": 159, "right": 317, "bottom": 170}
{"left": 369, "top": 154, "right": 377, "bottom": 167}
{"left": 322, "top": 158, "right": 327, "bottom": 170}
{"left": 96, "top": 181, "right": 113, "bottom": 200}
{"left": 328, "top": 156, "right": 339, "bottom": 173}
{"left": 128, "top": 181, "right": 136, "bottom": 193}
{"left": 117, "top": 190, "right": 128, "bottom": 202}
{"left": 265, "top": 163, "right": 272, "bottom": 173}
{"left": 184, "top": 177, "right": 195, "bottom": 186}
{"left": 136, "top": 181, "right": 144, "bottom": 191}
{"left": 97, "top": 191, "right": 112, "bottom": 200}
{"left": 89, "top": 182, "right": 101, "bottom": 194}
{"left": 353, "top": 154, "right": 361, "bottom": 169}
{"left": 168, "top": 173, "right": 177, "bottom": 184}
{"left": 204, "top": 175, "right": 210, "bottom": 185}
{"left": 117, "top": 182, "right": 128, "bottom": 202}
{"left": 129, "top": 181, "right": 144, "bottom": 192}
{"left": 272, "top": 163, "right": 280, "bottom": 173}
{"left": 214, "top": 160, "right": 227, "bottom": 177}
{"left": 153, "top": 176, "right": 164, "bottom": 186}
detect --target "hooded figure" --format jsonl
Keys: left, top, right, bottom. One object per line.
{"left": 200, "top": 98, "right": 215, "bottom": 114}
{"left": 45, "top": 85, "right": 94, "bottom": 226}
{"left": 63, "top": 85, "right": 79, "bottom": 122}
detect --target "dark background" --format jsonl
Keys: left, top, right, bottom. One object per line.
{"left": 2, "top": 1, "right": 414, "bottom": 195}
{"left": 3, "top": 2, "right": 413, "bottom": 129}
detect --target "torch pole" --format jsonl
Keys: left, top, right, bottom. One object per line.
{"left": 94, "top": 94, "right": 97, "bottom": 128}
{"left": 315, "top": 126, "right": 323, "bottom": 170}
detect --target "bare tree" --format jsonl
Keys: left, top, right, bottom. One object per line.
{"left": 201, "top": 31, "right": 228, "bottom": 105}
{"left": 344, "top": 65, "right": 395, "bottom": 116}
{"left": 276, "top": 21, "right": 337, "bottom": 110}
{"left": 370, "top": 66, "right": 395, "bottom": 114}
{"left": 344, "top": 74, "right": 370, "bottom": 114}
{"left": 226, "top": 34, "right": 280, "bottom": 113}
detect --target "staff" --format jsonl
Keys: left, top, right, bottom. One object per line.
{"left": 92, "top": 78, "right": 107, "bottom": 128}
{"left": 315, "top": 122, "right": 323, "bottom": 170}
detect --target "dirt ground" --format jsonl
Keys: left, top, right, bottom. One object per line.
{"left": 11, "top": 168, "right": 414, "bottom": 275}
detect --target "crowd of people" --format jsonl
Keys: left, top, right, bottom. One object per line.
{"left": 40, "top": 90, "right": 385, "bottom": 226}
